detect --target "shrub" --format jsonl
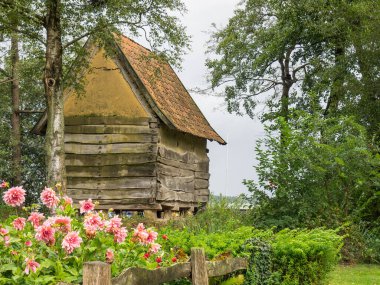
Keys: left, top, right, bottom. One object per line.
{"left": 243, "top": 228, "right": 343, "bottom": 285}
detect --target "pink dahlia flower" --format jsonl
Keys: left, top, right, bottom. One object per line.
{"left": 105, "top": 215, "right": 122, "bottom": 233}
{"left": 63, "top": 196, "right": 73, "bottom": 207}
{"left": 113, "top": 227, "right": 127, "bottom": 243}
{"left": 4, "top": 235, "right": 10, "bottom": 247}
{"left": 12, "top": 217, "right": 26, "bottom": 231}
{"left": 79, "top": 199, "right": 95, "bottom": 214}
{"left": 62, "top": 231, "right": 83, "bottom": 254}
{"left": 106, "top": 249, "right": 114, "bottom": 263}
{"left": 40, "top": 187, "right": 59, "bottom": 208}
{"left": 0, "top": 180, "right": 9, "bottom": 188}
{"left": 0, "top": 228, "right": 9, "bottom": 236}
{"left": 46, "top": 216, "right": 71, "bottom": 233}
{"left": 35, "top": 225, "right": 56, "bottom": 245}
{"left": 25, "top": 258, "right": 40, "bottom": 275}
{"left": 146, "top": 229, "right": 158, "bottom": 244}
{"left": 25, "top": 240, "right": 32, "bottom": 247}
{"left": 3, "top": 186, "right": 26, "bottom": 207}
{"left": 150, "top": 243, "right": 161, "bottom": 253}
{"left": 28, "top": 212, "right": 45, "bottom": 229}
{"left": 84, "top": 212, "right": 104, "bottom": 231}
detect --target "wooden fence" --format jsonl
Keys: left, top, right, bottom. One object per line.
{"left": 81, "top": 248, "right": 248, "bottom": 285}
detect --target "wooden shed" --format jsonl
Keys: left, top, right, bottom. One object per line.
{"left": 33, "top": 35, "right": 225, "bottom": 218}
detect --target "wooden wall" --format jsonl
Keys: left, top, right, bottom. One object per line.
{"left": 156, "top": 125, "right": 210, "bottom": 211}
{"left": 64, "top": 116, "right": 161, "bottom": 210}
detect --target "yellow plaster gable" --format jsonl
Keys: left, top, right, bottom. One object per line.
{"left": 64, "top": 49, "right": 149, "bottom": 118}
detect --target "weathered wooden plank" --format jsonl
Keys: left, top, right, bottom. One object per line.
{"left": 156, "top": 185, "right": 195, "bottom": 202}
{"left": 196, "top": 160, "right": 209, "bottom": 172}
{"left": 93, "top": 203, "right": 162, "bottom": 210}
{"left": 158, "top": 147, "right": 197, "bottom": 164}
{"left": 67, "top": 188, "right": 154, "bottom": 200}
{"left": 112, "top": 262, "right": 191, "bottom": 285}
{"left": 195, "top": 189, "right": 210, "bottom": 196}
{"left": 158, "top": 174, "right": 194, "bottom": 192}
{"left": 157, "top": 157, "right": 196, "bottom": 171}
{"left": 195, "top": 171, "right": 210, "bottom": 180}
{"left": 65, "top": 125, "right": 156, "bottom": 134}
{"left": 76, "top": 198, "right": 153, "bottom": 205}
{"left": 66, "top": 164, "right": 156, "bottom": 178}
{"left": 67, "top": 177, "right": 155, "bottom": 189}
{"left": 65, "top": 153, "right": 156, "bottom": 166}
{"left": 195, "top": 195, "right": 209, "bottom": 203}
{"left": 65, "top": 133, "right": 158, "bottom": 144}
{"left": 65, "top": 116, "right": 155, "bottom": 126}
{"left": 207, "top": 258, "right": 248, "bottom": 277}
{"left": 83, "top": 261, "right": 111, "bottom": 285}
{"left": 195, "top": 179, "right": 209, "bottom": 190}
{"left": 65, "top": 143, "right": 156, "bottom": 155}
{"left": 191, "top": 248, "right": 209, "bottom": 285}
{"left": 157, "top": 164, "right": 194, "bottom": 177}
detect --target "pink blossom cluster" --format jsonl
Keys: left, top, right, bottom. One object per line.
{"left": 3, "top": 186, "right": 26, "bottom": 207}
{"left": 104, "top": 216, "right": 127, "bottom": 243}
{"left": 62, "top": 231, "right": 83, "bottom": 254}
{"left": 40, "top": 187, "right": 59, "bottom": 208}
{"left": 1, "top": 183, "right": 168, "bottom": 275}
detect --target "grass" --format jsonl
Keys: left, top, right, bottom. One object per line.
{"left": 328, "top": 264, "right": 380, "bottom": 285}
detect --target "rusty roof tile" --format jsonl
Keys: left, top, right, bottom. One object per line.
{"left": 117, "top": 35, "right": 226, "bottom": 145}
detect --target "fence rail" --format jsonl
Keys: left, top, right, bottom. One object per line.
{"left": 82, "top": 247, "right": 248, "bottom": 285}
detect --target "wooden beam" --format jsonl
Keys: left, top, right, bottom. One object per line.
{"left": 65, "top": 153, "right": 156, "bottom": 166}
{"left": 191, "top": 248, "right": 209, "bottom": 285}
{"left": 65, "top": 142, "right": 156, "bottom": 155}
{"left": 65, "top": 124, "right": 156, "bottom": 134}
{"left": 64, "top": 133, "right": 158, "bottom": 144}
{"left": 65, "top": 116, "right": 155, "bottom": 126}
{"left": 66, "top": 164, "right": 156, "bottom": 178}
{"left": 83, "top": 261, "right": 111, "bottom": 285}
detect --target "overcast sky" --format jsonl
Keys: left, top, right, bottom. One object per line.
{"left": 176, "top": 0, "right": 266, "bottom": 196}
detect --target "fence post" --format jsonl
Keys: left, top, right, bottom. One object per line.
{"left": 191, "top": 247, "right": 209, "bottom": 285}
{"left": 83, "top": 261, "right": 111, "bottom": 285}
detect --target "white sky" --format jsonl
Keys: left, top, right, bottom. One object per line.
{"left": 176, "top": 0, "right": 265, "bottom": 196}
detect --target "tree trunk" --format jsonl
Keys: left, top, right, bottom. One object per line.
{"left": 44, "top": 0, "right": 66, "bottom": 189}
{"left": 10, "top": 33, "right": 21, "bottom": 185}
{"left": 324, "top": 44, "right": 344, "bottom": 117}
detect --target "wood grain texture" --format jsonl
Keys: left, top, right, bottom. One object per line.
{"left": 195, "top": 189, "right": 210, "bottom": 196}
{"left": 157, "top": 157, "right": 196, "bottom": 171}
{"left": 65, "top": 142, "right": 156, "bottom": 155}
{"left": 112, "top": 262, "right": 191, "bottom": 285}
{"left": 191, "top": 248, "right": 209, "bottom": 285}
{"left": 65, "top": 153, "right": 156, "bottom": 166}
{"left": 66, "top": 164, "right": 156, "bottom": 178}
{"left": 195, "top": 179, "right": 209, "bottom": 190}
{"left": 158, "top": 174, "right": 194, "bottom": 192}
{"left": 65, "top": 116, "right": 154, "bottom": 126}
{"left": 157, "top": 164, "right": 194, "bottom": 177}
{"left": 67, "top": 188, "right": 154, "bottom": 200}
{"left": 158, "top": 147, "right": 196, "bottom": 164}
{"left": 207, "top": 258, "right": 248, "bottom": 277}
{"left": 65, "top": 125, "right": 156, "bottom": 134}
{"left": 195, "top": 171, "right": 210, "bottom": 180}
{"left": 67, "top": 177, "right": 155, "bottom": 189}
{"left": 83, "top": 261, "right": 111, "bottom": 285}
{"left": 65, "top": 133, "right": 157, "bottom": 144}
{"left": 156, "top": 185, "right": 195, "bottom": 202}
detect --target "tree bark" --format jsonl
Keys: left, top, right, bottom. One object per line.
{"left": 10, "top": 33, "right": 21, "bottom": 185}
{"left": 44, "top": 0, "right": 66, "bottom": 189}
{"left": 324, "top": 44, "right": 344, "bottom": 117}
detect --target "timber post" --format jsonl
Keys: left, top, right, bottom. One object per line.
{"left": 191, "top": 247, "right": 209, "bottom": 285}
{"left": 83, "top": 261, "right": 111, "bottom": 285}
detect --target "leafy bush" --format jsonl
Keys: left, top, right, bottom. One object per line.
{"left": 243, "top": 229, "right": 343, "bottom": 285}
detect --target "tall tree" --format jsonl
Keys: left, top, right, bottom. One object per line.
{"left": 206, "top": 0, "right": 379, "bottom": 139}
{"left": 0, "top": 0, "right": 190, "bottom": 188}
